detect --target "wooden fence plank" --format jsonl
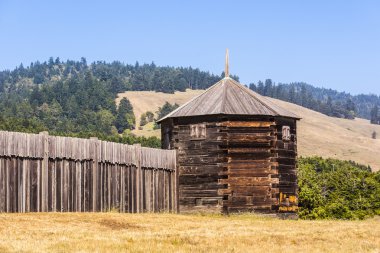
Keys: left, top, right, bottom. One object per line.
{"left": 40, "top": 131, "right": 49, "bottom": 212}
{"left": 0, "top": 131, "right": 176, "bottom": 213}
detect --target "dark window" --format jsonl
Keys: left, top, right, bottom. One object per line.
{"left": 282, "top": 126, "right": 291, "bottom": 141}
{"left": 190, "top": 124, "right": 206, "bottom": 140}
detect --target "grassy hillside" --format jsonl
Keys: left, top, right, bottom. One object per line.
{"left": 118, "top": 89, "right": 380, "bottom": 171}
{"left": 0, "top": 213, "right": 378, "bottom": 253}
{"left": 116, "top": 89, "right": 204, "bottom": 137}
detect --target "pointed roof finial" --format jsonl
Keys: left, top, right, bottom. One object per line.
{"left": 225, "top": 48, "right": 229, "bottom": 78}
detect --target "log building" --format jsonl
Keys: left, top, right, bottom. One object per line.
{"left": 158, "top": 50, "right": 300, "bottom": 214}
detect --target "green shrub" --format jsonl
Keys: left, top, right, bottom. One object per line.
{"left": 298, "top": 157, "right": 380, "bottom": 220}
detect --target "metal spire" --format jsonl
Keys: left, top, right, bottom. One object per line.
{"left": 225, "top": 48, "right": 229, "bottom": 78}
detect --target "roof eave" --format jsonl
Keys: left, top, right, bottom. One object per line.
{"left": 157, "top": 113, "right": 301, "bottom": 123}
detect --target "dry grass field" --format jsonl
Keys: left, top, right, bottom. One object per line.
{"left": 0, "top": 213, "right": 378, "bottom": 253}
{"left": 117, "top": 89, "right": 380, "bottom": 171}
{"left": 116, "top": 89, "right": 204, "bottom": 138}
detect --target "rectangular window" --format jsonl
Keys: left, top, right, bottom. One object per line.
{"left": 282, "top": 126, "right": 291, "bottom": 141}
{"left": 190, "top": 124, "right": 206, "bottom": 140}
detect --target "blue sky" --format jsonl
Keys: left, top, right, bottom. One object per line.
{"left": 1, "top": 0, "right": 379, "bottom": 95}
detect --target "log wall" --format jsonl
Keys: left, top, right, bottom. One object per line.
{"left": 219, "top": 119, "right": 278, "bottom": 213}
{"left": 176, "top": 123, "right": 225, "bottom": 213}
{"left": 162, "top": 117, "right": 226, "bottom": 213}
{"left": 274, "top": 117, "right": 298, "bottom": 213}
{"left": 0, "top": 131, "right": 176, "bottom": 213}
{"left": 161, "top": 115, "right": 298, "bottom": 215}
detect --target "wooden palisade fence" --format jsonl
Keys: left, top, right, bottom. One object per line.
{"left": 0, "top": 131, "right": 177, "bottom": 213}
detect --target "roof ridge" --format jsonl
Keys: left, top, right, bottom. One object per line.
{"left": 157, "top": 79, "right": 224, "bottom": 122}
{"left": 228, "top": 78, "right": 279, "bottom": 116}
{"left": 157, "top": 77, "right": 300, "bottom": 122}
{"left": 221, "top": 78, "right": 228, "bottom": 113}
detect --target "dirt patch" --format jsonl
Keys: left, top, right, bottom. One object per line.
{"left": 98, "top": 218, "right": 141, "bottom": 231}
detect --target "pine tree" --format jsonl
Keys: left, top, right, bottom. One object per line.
{"left": 264, "top": 79, "right": 273, "bottom": 96}
{"left": 326, "top": 96, "right": 333, "bottom": 116}
{"left": 257, "top": 81, "right": 264, "bottom": 95}
{"left": 370, "top": 105, "right": 379, "bottom": 124}
{"left": 156, "top": 102, "right": 179, "bottom": 120}
{"left": 145, "top": 111, "right": 154, "bottom": 122}
{"left": 249, "top": 83, "right": 256, "bottom": 91}
{"left": 289, "top": 85, "right": 296, "bottom": 103}
{"left": 115, "top": 98, "right": 135, "bottom": 133}
{"left": 140, "top": 113, "right": 148, "bottom": 126}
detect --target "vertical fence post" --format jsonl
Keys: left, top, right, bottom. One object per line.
{"left": 90, "top": 137, "right": 99, "bottom": 212}
{"left": 175, "top": 150, "right": 179, "bottom": 213}
{"left": 0, "top": 130, "right": 178, "bottom": 214}
{"left": 39, "top": 131, "right": 49, "bottom": 212}
{"left": 133, "top": 144, "right": 142, "bottom": 213}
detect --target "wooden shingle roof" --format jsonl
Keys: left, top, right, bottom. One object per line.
{"left": 157, "top": 77, "right": 300, "bottom": 122}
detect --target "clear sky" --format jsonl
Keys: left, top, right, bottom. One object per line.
{"left": 1, "top": 0, "right": 379, "bottom": 95}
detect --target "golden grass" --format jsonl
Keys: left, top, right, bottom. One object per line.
{"left": 136, "top": 122, "right": 160, "bottom": 138}
{"left": 117, "top": 90, "right": 380, "bottom": 171}
{"left": 0, "top": 213, "right": 379, "bottom": 253}
{"left": 116, "top": 89, "right": 204, "bottom": 138}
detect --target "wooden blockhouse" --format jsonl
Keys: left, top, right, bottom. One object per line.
{"left": 158, "top": 51, "right": 300, "bottom": 214}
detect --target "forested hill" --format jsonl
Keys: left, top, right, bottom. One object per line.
{"left": 0, "top": 57, "right": 238, "bottom": 94}
{"left": 0, "top": 57, "right": 379, "bottom": 145}
{"left": 249, "top": 80, "right": 380, "bottom": 121}
{"left": 0, "top": 58, "right": 238, "bottom": 146}
{"left": 1, "top": 58, "right": 378, "bottom": 122}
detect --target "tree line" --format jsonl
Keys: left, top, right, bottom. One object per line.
{"left": 0, "top": 58, "right": 233, "bottom": 146}
{"left": 1, "top": 57, "right": 379, "bottom": 146}
{"left": 0, "top": 57, "right": 239, "bottom": 144}
{"left": 249, "top": 80, "right": 380, "bottom": 122}
{"left": 0, "top": 57, "right": 237, "bottom": 94}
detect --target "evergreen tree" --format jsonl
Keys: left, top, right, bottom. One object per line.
{"left": 249, "top": 83, "right": 256, "bottom": 91}
{"left": 177, "top": 77, "right": 188, "bottom": 92}
{"left": 326, "top": 96, "right": 333, "bottom": 116}
{"left": 257, "top": 81, "right": 264, "bottom": 94}
{"left": 371, "top": 105, "right": 379, "bottom": 124}
{"left": 289, "top": 85, "right": 296, "bottom": 103}
{"left": 156, "top": 102, "right": 179, "bottom": 120}
{"left": 145, "top": 111, "right": 154, "bottom": 122}
{"left": 115, "top": 98, "right": 135, "bottom": 133}
{"left": 30, "top": 86, "right": 42, "bottom": 106}
{"left": 345, "top": 98, "right": 356, "bottom": 112}
{"left": 300, "top": 85, "right": 308, "bottom": 107}
{"left": 140, "top": 113, "right": 148, "bottom": 126}
{"left": 264, "top": 79, "right": 273, "bottom": 96}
